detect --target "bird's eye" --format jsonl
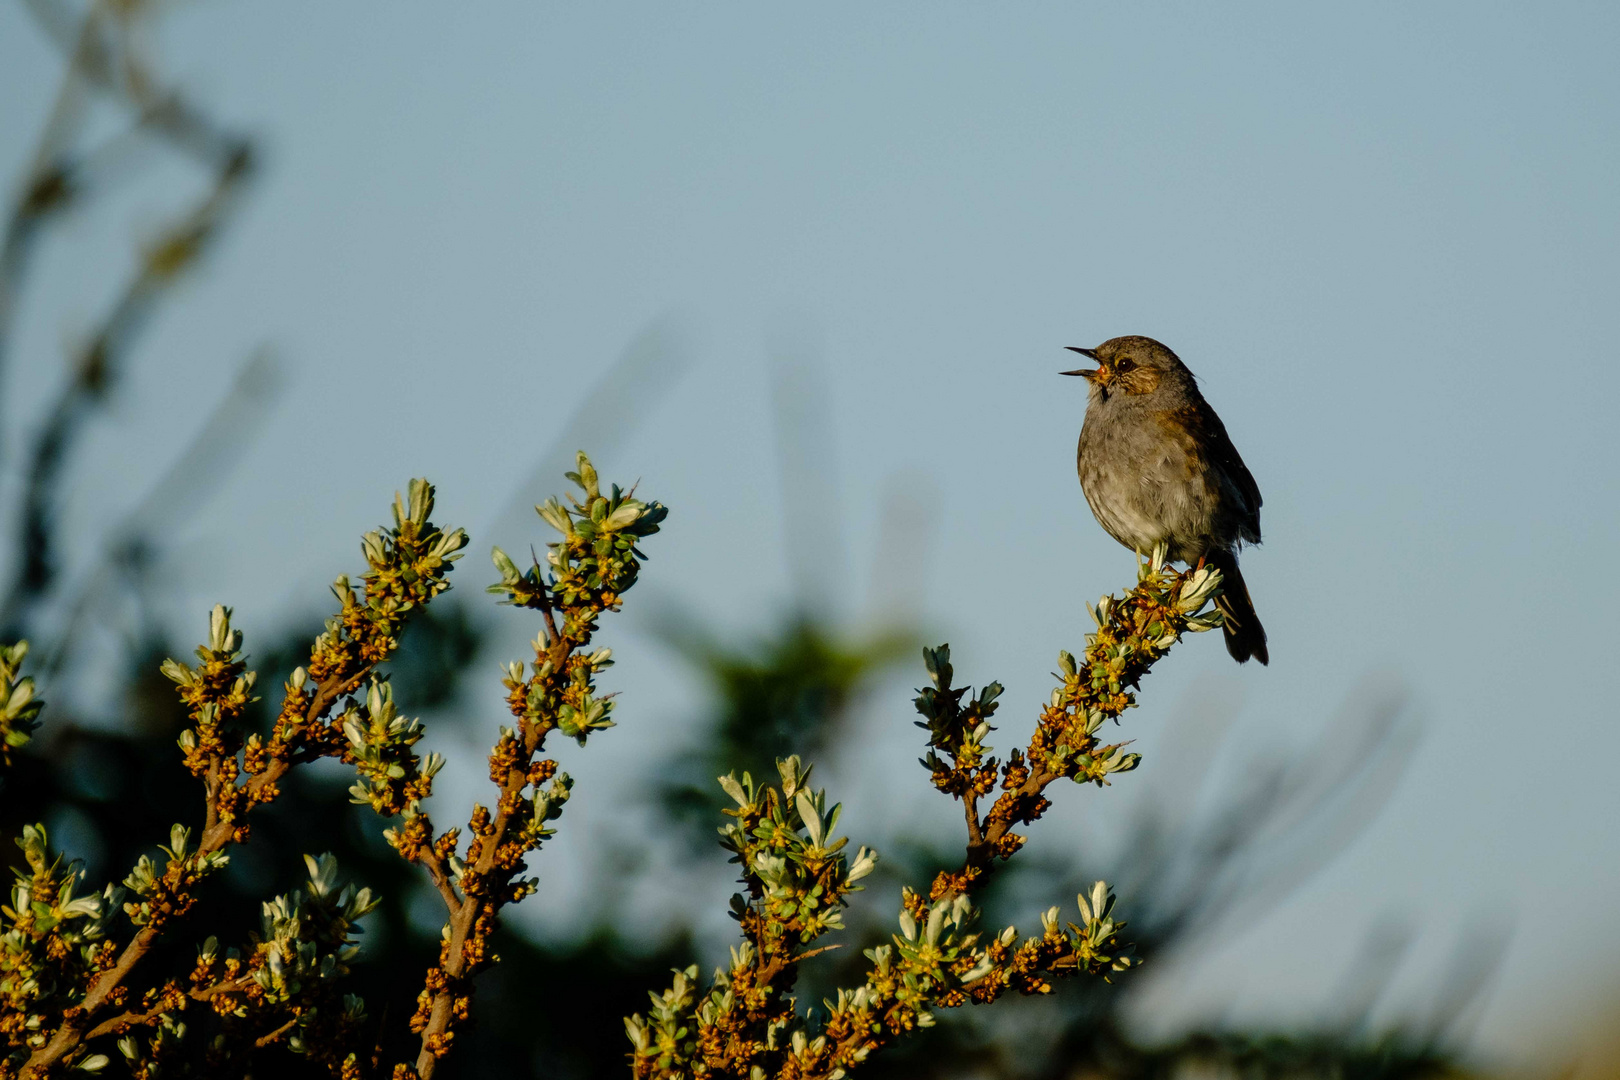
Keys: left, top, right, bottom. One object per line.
{"left": 1115, "top": 357, "right": 1136, "bottom": 373}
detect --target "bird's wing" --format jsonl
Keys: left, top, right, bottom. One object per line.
{"left": 1160, "top": 404, "right": 1262, "bottom": 539}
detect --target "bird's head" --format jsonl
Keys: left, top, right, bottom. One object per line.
{"left": 1061, "top": 335, "right": 1192, "bottom": 398}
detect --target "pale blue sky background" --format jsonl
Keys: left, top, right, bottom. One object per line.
{"left": 3, "top": 2, "right": 1619, "bottom": 1070}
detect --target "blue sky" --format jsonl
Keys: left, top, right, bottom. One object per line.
{"left": 3, "top": 2, "right": 1618, "bottom": 1069}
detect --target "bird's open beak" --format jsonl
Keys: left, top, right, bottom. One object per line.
{"left": 1061, "top": 346, "right": 1103, "bottom": 381}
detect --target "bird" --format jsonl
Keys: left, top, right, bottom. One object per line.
{"left": 1063, "top": 335, "right": 1268, "bottom": 664}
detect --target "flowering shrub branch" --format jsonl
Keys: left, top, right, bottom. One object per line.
{"left": 625, "top": 545, "right": 1226, "bottom": 1079}
{"left": 391, "top": 455, "right": 666, "bottom": 1079}
{"left": 5, "top": 480, "right": 468, "bottom": 1077}
{"left": 1, "top": 457, "right": 675, "bottom": 1079}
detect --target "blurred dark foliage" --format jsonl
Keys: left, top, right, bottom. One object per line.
{"left": 0, "top": 3, "right": 1498, "bottom": 1076}
{"left": 650, "top": 613, "right": 913, "bottom": 853}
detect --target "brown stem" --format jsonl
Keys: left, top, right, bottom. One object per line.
{"left": 254, "top": 1016, "right": 301, "bottom": 1049}
{"left": 305, "top": 667, "right": 372, "bottom": 727}
{"left": 411, "top": 750, "right": 533, "bottom": 1078}
{"left": 25, "top": 926, "right": 158, "bottom": 1073}
{"left": 419, "top": 850, "right": 462, "bottom": 916}
{"left": 962, "top": 790, "right": 984, "bottom": 849}
{"left": 538, "top": 592, "right": 562, "bottom": 654}
{"left": 81, "top": 974, "right": 255, "bottom": 1040}
{"left": 409, "top": 592, "right": 595, "bottom": 1076}
{"left": 412, "top": 897, "right": 480, "bottom": 1078}
{"left": 959, "top": 768, "right": 1055, "bottom": 882}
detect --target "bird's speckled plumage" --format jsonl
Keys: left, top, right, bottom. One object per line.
{"left": 1068, "top": 335, "right": 1268, "bottom": 664}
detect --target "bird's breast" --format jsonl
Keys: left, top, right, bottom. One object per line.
{"left": 1078, "top": 399, "right": 1229, "bottom": 558}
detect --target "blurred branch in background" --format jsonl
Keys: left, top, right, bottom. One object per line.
{"left": 1117, "top": 680, "right": 1419, "bottom": 953}
{"left": 38, "top": 349, "right": 283, "bottom": 684}
{"left": 1, "top": 0, "right": 258, "bottom": 651}
{"left": 768, "top": 314, "right": 847, "bottom": 619}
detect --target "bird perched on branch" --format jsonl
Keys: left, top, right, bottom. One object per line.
{"left": 1064, "top": 335, "right": 1268, "bottom": 664}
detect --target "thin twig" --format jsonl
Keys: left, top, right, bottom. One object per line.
{"left": 82, "top": 975, "right": 255, "bottom": 1040}
{"left": 254, "top": 1017, "right": 300, "bottom": 1049}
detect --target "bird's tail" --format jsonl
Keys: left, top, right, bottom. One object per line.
{"left": 1207, "top": 548, "right": 1268, "bottom": 665}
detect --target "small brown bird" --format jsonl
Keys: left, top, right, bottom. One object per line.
{"left": 1063, "top": 335, "right": 1268, "bottom": 664}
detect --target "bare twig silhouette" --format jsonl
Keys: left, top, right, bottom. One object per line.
{"left": 2, "top": 0, "right": 257, "bottom": 642}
